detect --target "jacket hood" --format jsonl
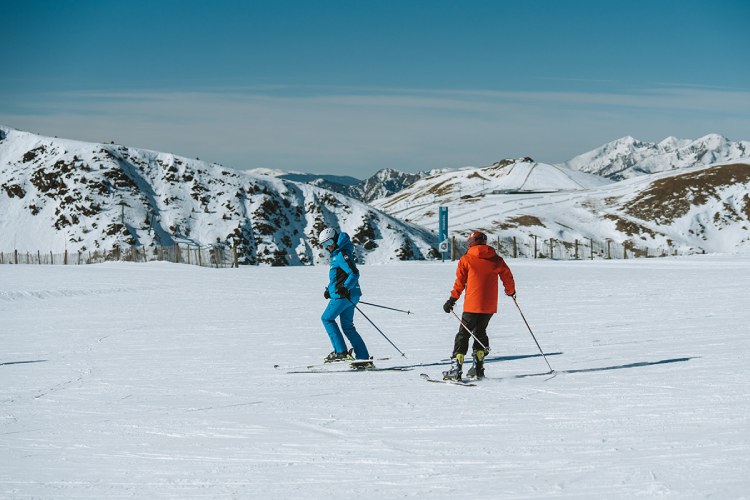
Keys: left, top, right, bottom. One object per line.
{"left": 333, "top": 232, "right": 354, "bottom": 254}
{"left": 467, "top": 244, "right": 497, "bottom": 259}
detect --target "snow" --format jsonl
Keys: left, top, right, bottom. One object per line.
{"left": 2, "top": 256, "right": 750, "bottom": 498}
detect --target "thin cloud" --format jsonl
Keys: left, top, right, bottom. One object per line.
{"left": 2, "top": 85, "right": 749, "bottom": 175}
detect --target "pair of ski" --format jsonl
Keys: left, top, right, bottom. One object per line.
{"left": 420, "top": 373, "right": 479, "bottom": 387}
{"left": 421, "top": 370, "right": 556, "bottom": 386}
{"left": 276, "top": 357, "right": 411, "bottom": 373}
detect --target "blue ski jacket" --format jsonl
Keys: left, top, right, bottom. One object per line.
{"left": 326, "top": 232, "right": 362, "bottom": 299}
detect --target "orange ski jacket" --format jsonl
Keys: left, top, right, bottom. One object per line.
{"left": 450, "top": 244, "right": 516, "bottom": 314}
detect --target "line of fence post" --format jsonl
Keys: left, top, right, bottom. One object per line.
{"left": 2, "top": 236, "right": 691, "bottom": 266}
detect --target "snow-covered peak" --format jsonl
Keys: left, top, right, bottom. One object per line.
{"left": 559, "top": 134, "right": 750, "bottom": 180}
{"left": 243, "top": 167, "right": 289, "bottom": 178}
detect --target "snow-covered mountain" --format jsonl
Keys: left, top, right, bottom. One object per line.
{"left": 248, "top": 167, "right": 433, "bottom": 203}
{"left": 372, "top": 157, "right": 750, "bottom": 255}
{"left": 0, "top": 126, "right": 438, "bottom": 264}
{"left": 558, "top": 134, "right": 750, "bottom": 181}
{"left": 373, "top": 157, "right": 610, "bottom": 209}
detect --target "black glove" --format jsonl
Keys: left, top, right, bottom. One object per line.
{"left": 506, "top": 291, "right": 517, "bottom": 300}
{"left": 443, "top": 297, "right": 457, "bottom": 313}
{"left": 324, "top": 288, "right": 331, "bottom": 299}
{"left": 336, "top": 286, "right": 350, "bottom": 299}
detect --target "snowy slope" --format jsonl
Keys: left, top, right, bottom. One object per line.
{"left": 0, "top": 126, "right": 438, "bottom": 264}
{"left": 558, "top": 134, "right": 750, "bottom": 181}
{"left": 374, "top": 158, "right": 609, "bottom": 207}
{"left": 373, "top": 159, "right": 750, "bottom": 255}
{"left": 2, "top": 257, "right": 750, "bottom": 498}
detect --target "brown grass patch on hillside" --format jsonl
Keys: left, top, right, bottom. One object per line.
{"left": 495, "top": 215, "right": 546, "bottom": 230}
{"left": 604, "top": 214, "right": 659, "bottom": 238}
{"left": 424, "top": 180, "right": 456, "bottom": 197}
{"left": 624, "top": 163, "right": 750, "bottom": 224}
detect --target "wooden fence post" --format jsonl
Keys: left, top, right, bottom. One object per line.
{"left": 533, "top": 236, "right": 537, "bottom": 259}
{"left": 513, "top": 236, "right": 517, "bottom": 258}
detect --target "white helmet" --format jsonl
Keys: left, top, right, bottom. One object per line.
{"left": 318, "top": 227, "right": 338, "bottom": 247}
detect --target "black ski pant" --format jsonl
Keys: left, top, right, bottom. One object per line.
{"left": 452, "top": 312, "right": 493, "bottom": 358}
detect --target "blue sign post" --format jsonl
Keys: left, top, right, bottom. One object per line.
{"left": 438, "top": 206, "right": 449, "bottom": 261}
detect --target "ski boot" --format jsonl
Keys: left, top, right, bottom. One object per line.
{"left": 466, "top": 349, "right": 486, "bottom": 379}
{"left": 443, "top": 353, "right": 464, "bottom": 381}
{"left": 350, "top": 357, "right": 375, "bottom": 370}
{"left": 324, "top": 349, "right": 354, "bottom": 363}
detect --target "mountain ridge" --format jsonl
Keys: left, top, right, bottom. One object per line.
{"left": 371, "top": 158, "right": 750, "bottom": 255}
{"left": 4, "top": 125, "right": 750, "bottom": 262}
{"left": 0, "top": 126, "right": 438, "bottom": 265}
{"left": 558, "top": 134, "right": 750, "bottom": 181}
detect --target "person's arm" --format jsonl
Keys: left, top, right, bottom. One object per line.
{"left": 451, "top": 257, "right": 468, "bottom": 299}
{"left": 498, "top": 258, "right": 516, "bottom": 297}
{"left": 337, "top": 252, "right": 360, "bottom": 292}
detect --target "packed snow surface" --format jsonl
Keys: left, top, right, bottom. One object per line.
{"left": 2, "top": 257, "right": 749, "bottom": 498}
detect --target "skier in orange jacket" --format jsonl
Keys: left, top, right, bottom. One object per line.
{"left": 442, "top": 231, "right": 516, "bottom": 380}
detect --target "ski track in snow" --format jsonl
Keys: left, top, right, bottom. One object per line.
{"left": 1, "top": 257, "right": 749, "bottom": 498}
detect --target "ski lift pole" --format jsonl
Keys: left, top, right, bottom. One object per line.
{"left": 512, "top": 297, "right": 554, "bottom": 373}
{"left": 450, "top": 309, "right": 489, "bottom": 353}
{"left": 349, "top": 298, "right": 407, "bottom": 358}
{"left": 358, "top": 300, "right": 412, "bottom": 315}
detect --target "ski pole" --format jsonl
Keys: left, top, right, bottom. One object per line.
{"left": 349, "top": 298, "right": 407, "bottom": 358}
{"left": 512, "top": 297, "right": 554, "bottom": 373}
{"left": 450, "top": 309, "right": 490, "bottom": 353}
{"left": 358, "top": 300, "right": 412, "bottom": 315}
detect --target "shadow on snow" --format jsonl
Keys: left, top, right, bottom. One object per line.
{"left": 501, "top": 357, "right": 696, "bottom": 380}
{"left": 0, "top": 359, "right": 48, "bottom": 367}
{"left": 407, "top": 352, "right": 564, "bottom": 370}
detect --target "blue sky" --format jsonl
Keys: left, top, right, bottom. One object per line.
{"left": 2, "top": 0, "right": 749, "bottom": 177}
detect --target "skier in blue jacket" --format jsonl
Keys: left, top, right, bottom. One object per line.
{"left": 319, "top": 227, "right": 371, "bottom": 364}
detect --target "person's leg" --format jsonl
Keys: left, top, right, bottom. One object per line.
{"left": 321, "top": 299, "right": 349, "bottom": 354}
{"left": 339, "top": 298, "right": 369, "bottom": 359}
{"left": 471, "top": 313, "right": 493, "bottom": 353}
{"left": 446, "top": 313, "right": 478, "bottom": 380}
{"left": 452, "top": 312, "right": 478, "bottom": 357}
{"left": 470, "top": 313, "right": 493, "bottom": 377}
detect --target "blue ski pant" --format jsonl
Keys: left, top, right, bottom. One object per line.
{"left": 321, "top": 297, "right": 370, "bottom": 359}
